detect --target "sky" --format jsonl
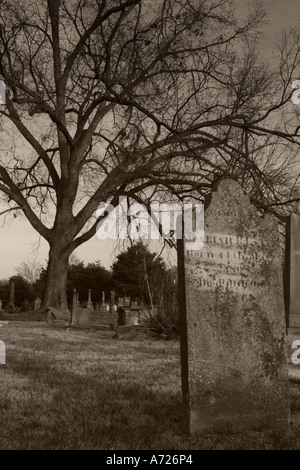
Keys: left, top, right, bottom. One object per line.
{"left": 0, "top": 0, "right": 300, "bottom": 279}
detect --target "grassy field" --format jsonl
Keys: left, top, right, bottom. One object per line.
{"left": 0, "top": 321, "right": 300, "bottom": 450}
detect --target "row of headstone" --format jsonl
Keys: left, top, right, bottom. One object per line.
{"left": 3, "top": 289, "right": 137, "bottom": 314}
{"left": 69, "top": 290, "right": 116, "bottom": 312}
{"left": 69, "top": 289, "right": 119, "bottom": 327}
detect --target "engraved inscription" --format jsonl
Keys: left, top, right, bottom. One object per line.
{"left": 185, "top": 231, "right": 271, "bottom": 295}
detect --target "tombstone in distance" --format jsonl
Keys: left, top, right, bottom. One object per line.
{"left": 178, "top": 179, "right": 289, "bottom": 434}
{"left": 5, "top": 281, "right": 15, "bottom": 313}
{"left": 34, "top": 298, "right": 42, "bottom": 311}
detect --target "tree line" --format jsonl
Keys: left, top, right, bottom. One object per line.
{"left": 0, "top": 242, "right": 177, "bottom": 311}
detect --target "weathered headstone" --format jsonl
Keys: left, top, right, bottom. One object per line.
{"left": 71, "top": 308, "right": 90, "bottom": 325}
{"left": 87, "top": 289, "right": 93, "bottom": 310}
{"left": 47, "top": 306, "right": 71, "bottom": 323}
{"left": 178, "top": 179, "right": 289, "bottom": 433}
{"left": 285, "top": 213, "right": 300, "bottom": 334}
{"left": 6, "top": 281, "right": 15, "bottom": 313}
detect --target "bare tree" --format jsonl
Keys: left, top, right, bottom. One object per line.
{"left": 0, "top": 0, "right": 300, "bottom": 308}
{"left": 15, "top": 259, "right": 42, "bottom": 284}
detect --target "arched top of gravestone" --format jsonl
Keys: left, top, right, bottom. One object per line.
{"left": 203, "top": 178, "right": 274, "bottom": 237}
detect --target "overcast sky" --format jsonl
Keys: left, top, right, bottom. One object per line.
{"left": 0, "top": 0, "right": 300, "bottom": 279}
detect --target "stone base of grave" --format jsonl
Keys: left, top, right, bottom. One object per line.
{"left": 70, "top": 323, "right": 112, "bottom": 331}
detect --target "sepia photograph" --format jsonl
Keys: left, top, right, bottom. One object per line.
{"left": 0, "top": 0, "right": 300, "bottom": 454}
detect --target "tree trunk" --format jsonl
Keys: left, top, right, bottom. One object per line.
{"left": 41, "top": 244, "right": 70, "bottom": 310}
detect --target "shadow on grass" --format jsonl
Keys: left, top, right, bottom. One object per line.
{"left": 1, "top": 325, "right": 300, "bottom": 450}
{"left": 0, "top": 346, "right": 184, "bottom": 450}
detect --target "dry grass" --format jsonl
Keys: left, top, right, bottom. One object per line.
{"left": 0, "top": 321, "right": 300, "bottom": 450}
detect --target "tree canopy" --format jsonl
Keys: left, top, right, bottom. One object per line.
{"left": 0, "top": 0, "right": 300, "bottom": 307}
{"left": 111, "top": 241, "right": 169, "bottom": 303}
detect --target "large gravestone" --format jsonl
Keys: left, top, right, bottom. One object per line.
{"left": 178, "top": 179, "right": 289, "bottom": 434}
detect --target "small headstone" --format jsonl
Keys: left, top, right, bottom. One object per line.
{"left": 34, "top": 297, "right": 41, "bottom": 311}
{"left": 87, "top": 289, "right": 93, "bottom": 310}
{"left": 178, "top": 179, "right": 289, "bottom": 433}
{"left": 72, "top": 308, "right": 90, "bottom": 325}
{"left": 6, "top": 281, "right": 15, "bottom": 313}
{"left": 124, "top": 297, "right": 131, "bottom": 307}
